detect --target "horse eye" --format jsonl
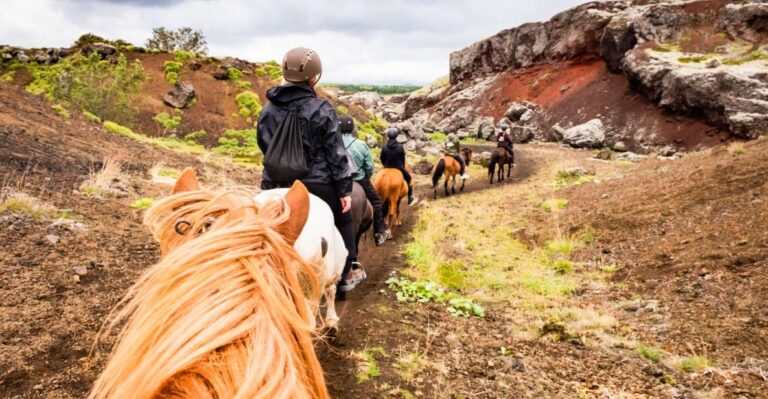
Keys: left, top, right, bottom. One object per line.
{"left": 174, "top": 220, "right": 192, "bottom": 235}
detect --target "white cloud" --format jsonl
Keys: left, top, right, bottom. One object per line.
{"left": 0, "top": 0, "right": 586, "bottom": 84}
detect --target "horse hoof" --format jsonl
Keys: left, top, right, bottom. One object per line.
{"left": 322, "top": 326, "right": 338, "bottom": 342}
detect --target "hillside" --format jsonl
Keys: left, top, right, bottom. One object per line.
{"left": 382, "top": 0, "right": 767, "bottom": 155}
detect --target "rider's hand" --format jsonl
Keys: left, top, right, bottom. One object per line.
{"left": 340, "top": 196, "right": 352, "bottom": 213}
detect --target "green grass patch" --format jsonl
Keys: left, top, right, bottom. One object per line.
{"left": 653, "top": 43, "right": 681, "bottom": 53}
{"left": 555, "top": 168, "right": 596, "bottom": 187}
{"left": 540, "top": 199, "right": 568, "bottom": 212}
{"left": 722, "top": 49, "right": 768, "bottom": 65}
{"left": 51, "top": 104, "right": 71, "bottom": 118}
{"left": 213, "top": 128, "right": 261, "bottom": 166}
{"left": 0, "top": 192, "right": 63, "bottom": 219}
{"left": 153, "top": 111, "right": 182, "bottom": 132}
{"left": 156, "top": 167, "right": 181, "bottom": 178}
{"left": 678, "top": 55, "right": 708, "bottom": 63}
{"left": 82, "top": 111, "right": 102, "bottom": 123}
{"left": 676, "top": 356, "right": 712, "bottom": 373}
{"left": 552, "top": 259, "right": 573, "bottom": 274}
{"left": 636, "top": 345, "right": 662, "bottom": 362}
{"left": 545, "top": 238, "right": 579, "bottom": 257}
{"left": 183, "top": 129, "right": 206, "bottom": 143}
{"left": 431, "top": 132, "right": 447, "bottom": 142}
{"left": 2, "top": 71, "right": 14, "bottom": 83}
{"left": 336, "top": 105, "right": 349, "bottom": 115}
{"left": 129, "top": 197, "right": 154, "bottom": 209}
{"left": 353, "top": 347, "right": 387, "bottom": 383}
{"left": 104, "top": 120, "right": 205, "bottom": 155}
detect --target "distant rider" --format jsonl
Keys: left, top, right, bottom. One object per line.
{"left": 256, "top": 47, "right": 363, "bottom": 295}
{"left": 380, "top": 127, "right": 418, "bottom": 206}
{"left": 339, "top": 115, "right": 390, "bottom": 246}
{"left": 497, "top": 123, "right": 515, "bottom": 165}
{"left": 443, "top": 133, "right": 469, "bottom": 180}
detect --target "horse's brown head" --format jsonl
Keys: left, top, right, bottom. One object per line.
{"left": 461, "top": 147, "right": 473, "bottom": 165}
{"left": 149, "top": 167, "right": 310, "bottom": 255}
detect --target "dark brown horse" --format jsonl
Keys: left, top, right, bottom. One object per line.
{"left": 488, "top": 147, "right": 514, "bottom": 184}
{"left": 350, "top": 181, "right": 373, "bottom": 249}
{"left": 431, "top": 148, "right": 472, "bottom": 198}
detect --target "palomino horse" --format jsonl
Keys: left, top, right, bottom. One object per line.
{"left": 373, "top": 168, "right": 408, "bottom": 238}
{"left": 489, "top": 147, "right": 514, "bottom": 184}
{"left": 88, "top": 168, "right": 344, "bottom": 399}
{"left": 351, "top": 181, "right": 373, "bottom": 249}
{"left": 431, "top": 148, "right": 473, "bottom": 198}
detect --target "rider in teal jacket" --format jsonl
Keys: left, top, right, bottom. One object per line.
{"left": 339, "top": 115, "right": 389, "bottom": 246}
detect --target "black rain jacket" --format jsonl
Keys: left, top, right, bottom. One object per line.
{"left": 380, "top": 138, "right": 406, "bottom": 169}
{"left": 257, "top": 84, "right": 352, "bottom": 197}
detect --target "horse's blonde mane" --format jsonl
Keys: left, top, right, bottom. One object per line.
{"left": 89, "top": 189, "right": 329, "bottom": 399}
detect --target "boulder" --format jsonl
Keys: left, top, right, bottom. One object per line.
{"left": 562, "top": 119, "right": 605, "bottom": 148}
{"left": 615, "top": 152, "right": 646, "bottom": 162}
{"left": 600, "top": 16, "right": 637, "bottom": 72}
{"left": 472, "top": 151, "right": 493, "bottom": 167}
{"left": 404, "top": 140, "right": 417, "bottom": 151}
{"left": 82, "top": 43, "right": 118, "bottom": 59}
{"left": 594, "top": 149, "right": 612, "bottom": 160}
{"left": 476, "top": 117, "right": 496, "bottom": 140}
{"left": 413, "top": 159, "right": 434, "bottom": 175}
{"left": 436, "top": 106, "right": 475, "bottom": 133}
{"left": 396, "top": 134, "right": 408, "bottom": 144}
{"left": 505, "top": 102, "right": 532, "bottom": 121}
{"left": 340, "top": 91, "right": 385, "bottom": 112}
{"left": 212, "top": 69, "right": 229, "bottom": 80}
{"left": 163, "top": 82, "right": 196, "bottom": 109}
{"left": 509, "top": 125, "right": 536, "bottom": 143}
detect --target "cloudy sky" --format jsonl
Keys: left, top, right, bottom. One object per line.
{"left": 1, "top": 0, "right": 585, "bottom": 85}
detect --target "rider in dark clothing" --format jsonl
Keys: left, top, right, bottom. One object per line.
{"left": 256, "top": 47, "right": 362, "bottom": 296}
{"left": 380, "top": 128, "right": 417, "bottom": 206}
{"left": 497, "top": 123, "right": 515, "bottom": 164}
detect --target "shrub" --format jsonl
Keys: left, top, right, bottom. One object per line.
{"left": 235, "top": 80, "right": 251, "bottom": 89}
{"left": 336, "top": 105, "right": 349, "bottom": 115}
{"left": 52, "top": 104, "right": 71, "bottom": 118}
{"left": 227, "top": 67, "right": 243, "bottom": 81}
{"left": 235, "top": 91, "right": 262, "bottom": 117}
{"left": 173, "top": 50, "right": 196, "bottom": 63}
{"left": 0, "top": 191, "right": 62, "bottom": 219}
{"left": 254, "top": 60, "right": 282, "bottom": 80}
{"left": 146, "top": 27, "right": 208, "bottom": 54}
{"left": 153, "top": 111, "right": 182, "bottom": 132}
{"left": 25, "top": 53, "right": 146, "bottom": 126}
{"left": 163, "top": 61, "right": 182, "bottom": 84}
{"left": 2, "top": 71, "right": 14, "bottom": 83}
{"left": 183, "top": 130, "right": 206, "bottom": 143}
{"left": 677, "top": 356, "right": 712, "bottom": 373}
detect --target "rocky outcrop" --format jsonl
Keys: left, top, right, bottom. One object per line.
{"left": 82, "top": 43, "right": 118, "bottom": 59}
{"left": 340, "top": 91, "right": 385, "bottom": 113}
{"left": 623, "top": 47, "right": 768, "bottom": 139}
{"left": 163, "top": 82, "right": 196, "bottom": 108}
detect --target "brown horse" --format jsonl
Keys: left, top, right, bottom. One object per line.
{"left": 373, "top": 168, "right": 408, "bottom": 238}
{"left": 351, "top": 181, "right": 373, "bottom": 249}
{"left": 431, "top": 148, "right": 472, "bottom": 198}
{"left": 488, "top": 147, "right": 514, "bottom": 184}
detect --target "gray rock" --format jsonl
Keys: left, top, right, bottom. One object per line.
{"left": 396, "top": 134, "right": 408, "bottom": 144}
{"left": 404, "top": 140, "right": 416, "bottom": 151}
{"left": 83, "top": 43, "right": 118, "bottom": 59}
{"left": 163, "top": 82, "right": 196, "bottom": 109}
{"left": 476, "top": 117, "right": 496, "bottom": 140}
{"left": 562, "top": 119, "right": 605, "bottom": 148}
{"left": 472, "top": 151, "right": 493, "bottom": 167}
{"left": 44, "top": 235, "right": 60, "bottom": 245}
{"left": 73, "top": 265, "right": 88, "bottom": 276}
{"left": 16, "top": 51, "right": 29, "bottom": 63}
{"left": 613, "top": 141, "right": 628, "bottom": 152}
{"left": 615, "top": 152, "right": 646, "bottom": 162}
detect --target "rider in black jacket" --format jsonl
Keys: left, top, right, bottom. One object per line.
{"left": 256, "top": 47, "right": 363, "bottom": 296}
{"left": 380, "top": 128, "right": 418, "bottom": 205}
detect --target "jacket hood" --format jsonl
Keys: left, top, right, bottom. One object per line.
{"left": 266, "top": 83, "right": 317, "bottom": 106}
{"left": 385, "top": 139, "right": 400, "bottom": 149}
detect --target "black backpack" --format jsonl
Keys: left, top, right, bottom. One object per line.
{"left": 263, "top": 106, "right": 308, "bottom": 183}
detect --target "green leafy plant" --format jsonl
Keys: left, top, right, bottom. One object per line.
{"left": 52, "top": 104, "right": 71, "bottom": 118}
{"left": 385, "top": 277, "right": 484, "bottom": 318}
{"left": 353, "top": 348, "right": 387, "bottom": 383}
{"left": 235, "top": 91, "right": 262, "bottom": 117}
{"left": 104, "top": 120, "right": 140, "bottom": 139}
{"left": 235, "top": 80, "right": 251, "bottom": 89}
{"left": 153, "top": 111, "right": 182, "bottom": 132}
{"left": 164, "top": 60, "right": 182, "bottom": 84}
{"left": 173, "top": 50, "right": 196, "bottom": 63}
{"left": 227, "top": 67, "right": 243, "bottom": 81}
{"left": 213, "top": 128, "right": 261, "bottom": 165}
{"left": 447, "top": 297, "right": 485, "bottom": 318}
{"left": 552, "top": 259, "right": 573, "bottom": 274}
{"left": 129, "top": 197, "right": 155, "bottom": 209}
{"left": 254, "top": 60, "right": 282, "bottom": 80}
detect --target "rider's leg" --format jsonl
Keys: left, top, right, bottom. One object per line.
{"left": 303, "top": 182, "right": 358, "bottom": 296}
{"left": 399, "top": 167, "right": 418, "bottom": 205}
{"left": 360, "top": 177, "right": 388, "bottom": 244}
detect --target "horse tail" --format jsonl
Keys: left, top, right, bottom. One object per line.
{"left": 89, "top": 191, "right": 329, "bottom": 399}
{"left": 432, "top": 158, "right": 446, "bottom": 188}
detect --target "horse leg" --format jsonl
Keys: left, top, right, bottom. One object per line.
{"left": 451, "top": 175, "right": 456, "bottom": 194}
{"left": 396, "top": 197, "right": 403, "bottom": 226}
{"left": 323, "top": 282, "right": 340, "bottom": 331}
{"left": 444, "top": 178, "right": 449, "bottom": 197}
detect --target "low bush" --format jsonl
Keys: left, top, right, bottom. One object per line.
{"left": 227, "top": 67, "right": 243, "bottom": 81}
{"left": 52, "top": 104, "right": 71, "bottom": 118}
{"left": 153, "top": 111, "right": 182, "bottom": 132}
{"left": 254, "top": 60, "right": 282, "bottom": 80}
{"left": 235, "top": 91, "right": 262, "bottom": 118}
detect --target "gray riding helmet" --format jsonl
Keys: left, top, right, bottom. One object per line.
{"left": 385, "top": 127, "right": 399, "bottom": 139}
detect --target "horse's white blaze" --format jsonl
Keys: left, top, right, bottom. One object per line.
{"left": 255, "top": 189, "right": 346, "bottom": 329}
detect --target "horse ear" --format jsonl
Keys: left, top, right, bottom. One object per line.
{"left": 171, "top": 167, "right": 200, "bottom": 194}
{"left": 277, "top": 181, "right": 310, "bottom": 245}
